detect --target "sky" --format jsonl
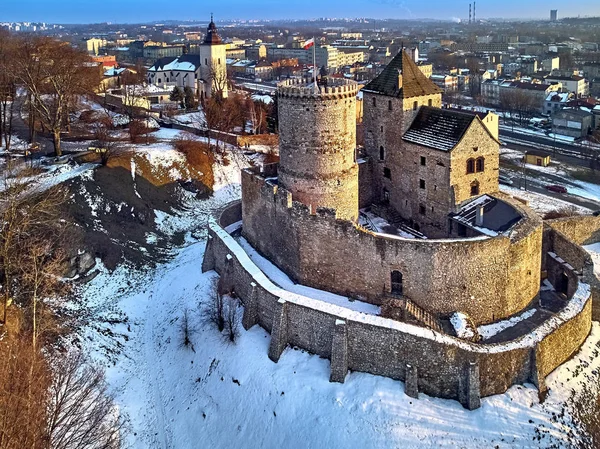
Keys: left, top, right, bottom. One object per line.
{"left": 1, "top": 0, "right": 600, "bottom": 24}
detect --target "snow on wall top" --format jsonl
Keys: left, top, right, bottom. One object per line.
{"left": 209, "top": 218, "right": 592, "bottom": 354}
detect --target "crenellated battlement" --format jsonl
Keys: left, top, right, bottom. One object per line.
{"left": 277, "top": 77, "right": 359, "bottom": 100}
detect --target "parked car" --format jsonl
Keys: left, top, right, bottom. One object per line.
{"left": 498, "top": 175, "right": 513, "bottom": 186}
{"left": 545, "top": 184, "right": 568, "bottom": 194}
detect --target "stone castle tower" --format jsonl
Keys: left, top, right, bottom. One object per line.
{"left": 199, "top": 15, "right": 228, "bottom": 99}
{"left": 277, "top": 78, "right": 360, "bottom": 221}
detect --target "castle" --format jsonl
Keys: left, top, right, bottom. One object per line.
{"left": 203, "top": 50, "right": 599, "bottom": 409}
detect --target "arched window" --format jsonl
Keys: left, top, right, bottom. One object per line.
{"left": 391, "top": 271, "right": 403, "bottom": 295}
{"left": 413, "top": 101, "right": 418, "bottom": 110}
{"left": 379, "top": 146, "right": 385, "bottom": 160}
{"left": 476, "top": 157, "right": 485, "bottom": 172}
{"left": 466, "top": 158, "right": 475, "bottom": 174}
{"left": 372, "top": 97, "right": 377, "bottom": 107}
{"left": 470, "top": 181, "right": 480, "bottom": 196}
{"left": 428, "top": 99, "right": 432, "bottom": 106}
{"left": 388, "top": 100, "right": 393, "bottom": 111}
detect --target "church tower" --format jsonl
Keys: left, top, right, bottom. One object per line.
{"left": 199, "top": 14, "right": 228, "bottom": 99}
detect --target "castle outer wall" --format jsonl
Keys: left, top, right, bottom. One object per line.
{"left": 241, "top": 167, "right": 543, "bottom": 325}
{"left": 202, "top": 201, "right": 592, "bottom": 408}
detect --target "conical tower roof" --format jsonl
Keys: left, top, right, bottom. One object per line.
{"left": 363, "top": 49, "right": 441, "bottom": 98}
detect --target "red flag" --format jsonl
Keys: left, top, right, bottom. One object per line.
{"left": 303, "top": 38, "right": 315, "bottom": 50}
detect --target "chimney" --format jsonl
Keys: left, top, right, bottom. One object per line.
{"left": 469, "top": 4, "right": 472, "bottom": 24}
{"left": 476, "top": 206, "right": 484, "bottom": 226}
{"left": 398, "top": 69, "right": 403, "bottom": 89}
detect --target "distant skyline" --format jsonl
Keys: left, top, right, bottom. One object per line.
{"left": 2, "top": 0, "right": 600, "bottom": 24}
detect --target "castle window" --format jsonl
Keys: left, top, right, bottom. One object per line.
{"left": 470, "top": 181, "right": 480, "bottom": 196}
{"left": 388, "top": 100, "right": 393, "bottom": 111}
{"left": 473, "top": 146, "right": 479, "bottom": 152}
{"left": 420, "top": 156, "right": 426, "bottom": 166}
{"left": 466, "top": 158, "right": 475, "bottom": 174}
{"left": 413, "top": 101, "right": 418, "bottom": 110}
{"left": 419, "top": 204, "right": 426, "bottom": 215}
{"left": 476, "top": 157, "right": 485, "bottom": 172}
{"left": 218, "top": 58, "right": 221, "bottom": 64}
{"left": 428, "top": 99, "right": 432, "bottom": 106}
{"left": 383, "top": 188, "right": 390, "bottom": 203}
{"left": 384, "top": 167, "right": 391, "bottom": 179}
{"left": 380, "top": 126, "right": 384, "bottom": 132}
{"left": 372, "top": 97, "right": 377, "bottom": 107}
{"left": 419, "top": 179, "right": 425, "bottom": 189}
{"left": 379, "top": 146, "right": 385, "bottom": 161}
{"left": 205, "top": 58, "right": 208, "bottom": 65}
{"left": 391, "top": 271, "right": 403, "bottom": 295}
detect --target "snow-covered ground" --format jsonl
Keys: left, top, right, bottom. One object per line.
{"left": 79, "top": 227, "right": 600, "bottom": 449}
{"left": 500, "top": 147, "right": 600, "bottom": 204}
{"left": 67, "top": 145, "right": 600, "bottom": 449}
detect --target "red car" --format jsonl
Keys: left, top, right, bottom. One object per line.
{"left": 545, "top": 184, "right": 568, "bottom": 194}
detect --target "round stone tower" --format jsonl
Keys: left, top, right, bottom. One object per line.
{"left": 277, "top": 78, "right": 359, "bottom": 221}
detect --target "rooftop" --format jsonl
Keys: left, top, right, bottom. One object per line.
{"left": 362, "top": 50, "right": 441, "bottom": 99}
{"left": 402, "top": 106, "right": 476, "bottom": 152}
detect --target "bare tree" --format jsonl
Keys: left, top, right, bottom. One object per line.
{"left": 0, "top": 31, "right": 17, "bottom": 151}
{"left": 207, "top": 65, "right": 228, "bottom": 102}
{"left": 0, "top": 337, "right": 51, "bottom": 449}
{"left": 92, "top": 121, "right": 122, "bottom": 166}
{"left": 13, "top": 36, "right": 100, "bottom": 156}
{"left": 47, "top": 351, "right": 125, "bottom": 449}
{"left": 0, "top": 166, "right": 68, "bottom": 328}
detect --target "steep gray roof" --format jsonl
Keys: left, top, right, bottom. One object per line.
{"left": 403, "top": 106, "right": 477, "bottom": 152}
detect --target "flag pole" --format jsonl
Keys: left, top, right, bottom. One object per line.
{"left": 313, "top": 37, "right": 317, "bottom": 94}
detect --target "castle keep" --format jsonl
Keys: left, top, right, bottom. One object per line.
{"left": 203, "top": 50, "right": 598, "bottom": 409}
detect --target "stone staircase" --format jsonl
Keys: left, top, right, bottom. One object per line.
{"left": 403, "top": 298, "right": 445, "bottom": 333}
{"left": 382, "top": 296, "right": 445, "bottom": 333}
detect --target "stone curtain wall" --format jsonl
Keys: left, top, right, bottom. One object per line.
{"left": 546, "top": 215, "right": 600, "bottom": 246}
{"left": 241, "top": 168, "right": 543, "bottom": 325}
{"left": 544, "top": 217, "right": 600, "bottom": 320}
{"left": 202, "top": 204, "right": 592, "bottom": 409}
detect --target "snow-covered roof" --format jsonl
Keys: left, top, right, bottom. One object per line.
{"left": 403, "top": 107, "right": 476, "bottom": 152}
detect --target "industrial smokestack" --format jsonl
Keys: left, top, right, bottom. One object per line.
{"left": 469, "top": 4, "right": 472, "bottom": 24}
{"left": 473, "top": 2, "right": 476, "bottom": 23}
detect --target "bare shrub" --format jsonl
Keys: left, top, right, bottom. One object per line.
{"left": 210, "top": 290, "right": 225, "bottom": 332}
{"left": 180, "top": 308, "right": 195, "bottom": 352}
{"left": 224, "top": 296, "right": 239, "bottom": 343}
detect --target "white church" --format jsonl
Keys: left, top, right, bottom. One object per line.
{"left": 147, "top": 15, "right": 228, "bottom": 100}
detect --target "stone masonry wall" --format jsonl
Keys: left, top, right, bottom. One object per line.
{"left": 202, "top": 205, "right": 592, "bottom": 407}
{"left": 449, "top": 121, "right": 500, "bottom": 206}
{"left": 277, "top": 79, "right": 359, "bottom": 221}
{"left": 362, "top": 93, "right": 442, "bottom": 210}
{"left": 241, "top": 168, "right": 543, "bottom": 325}
{"left": 546, "top": 215, "right": 600, "bottom": 246}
